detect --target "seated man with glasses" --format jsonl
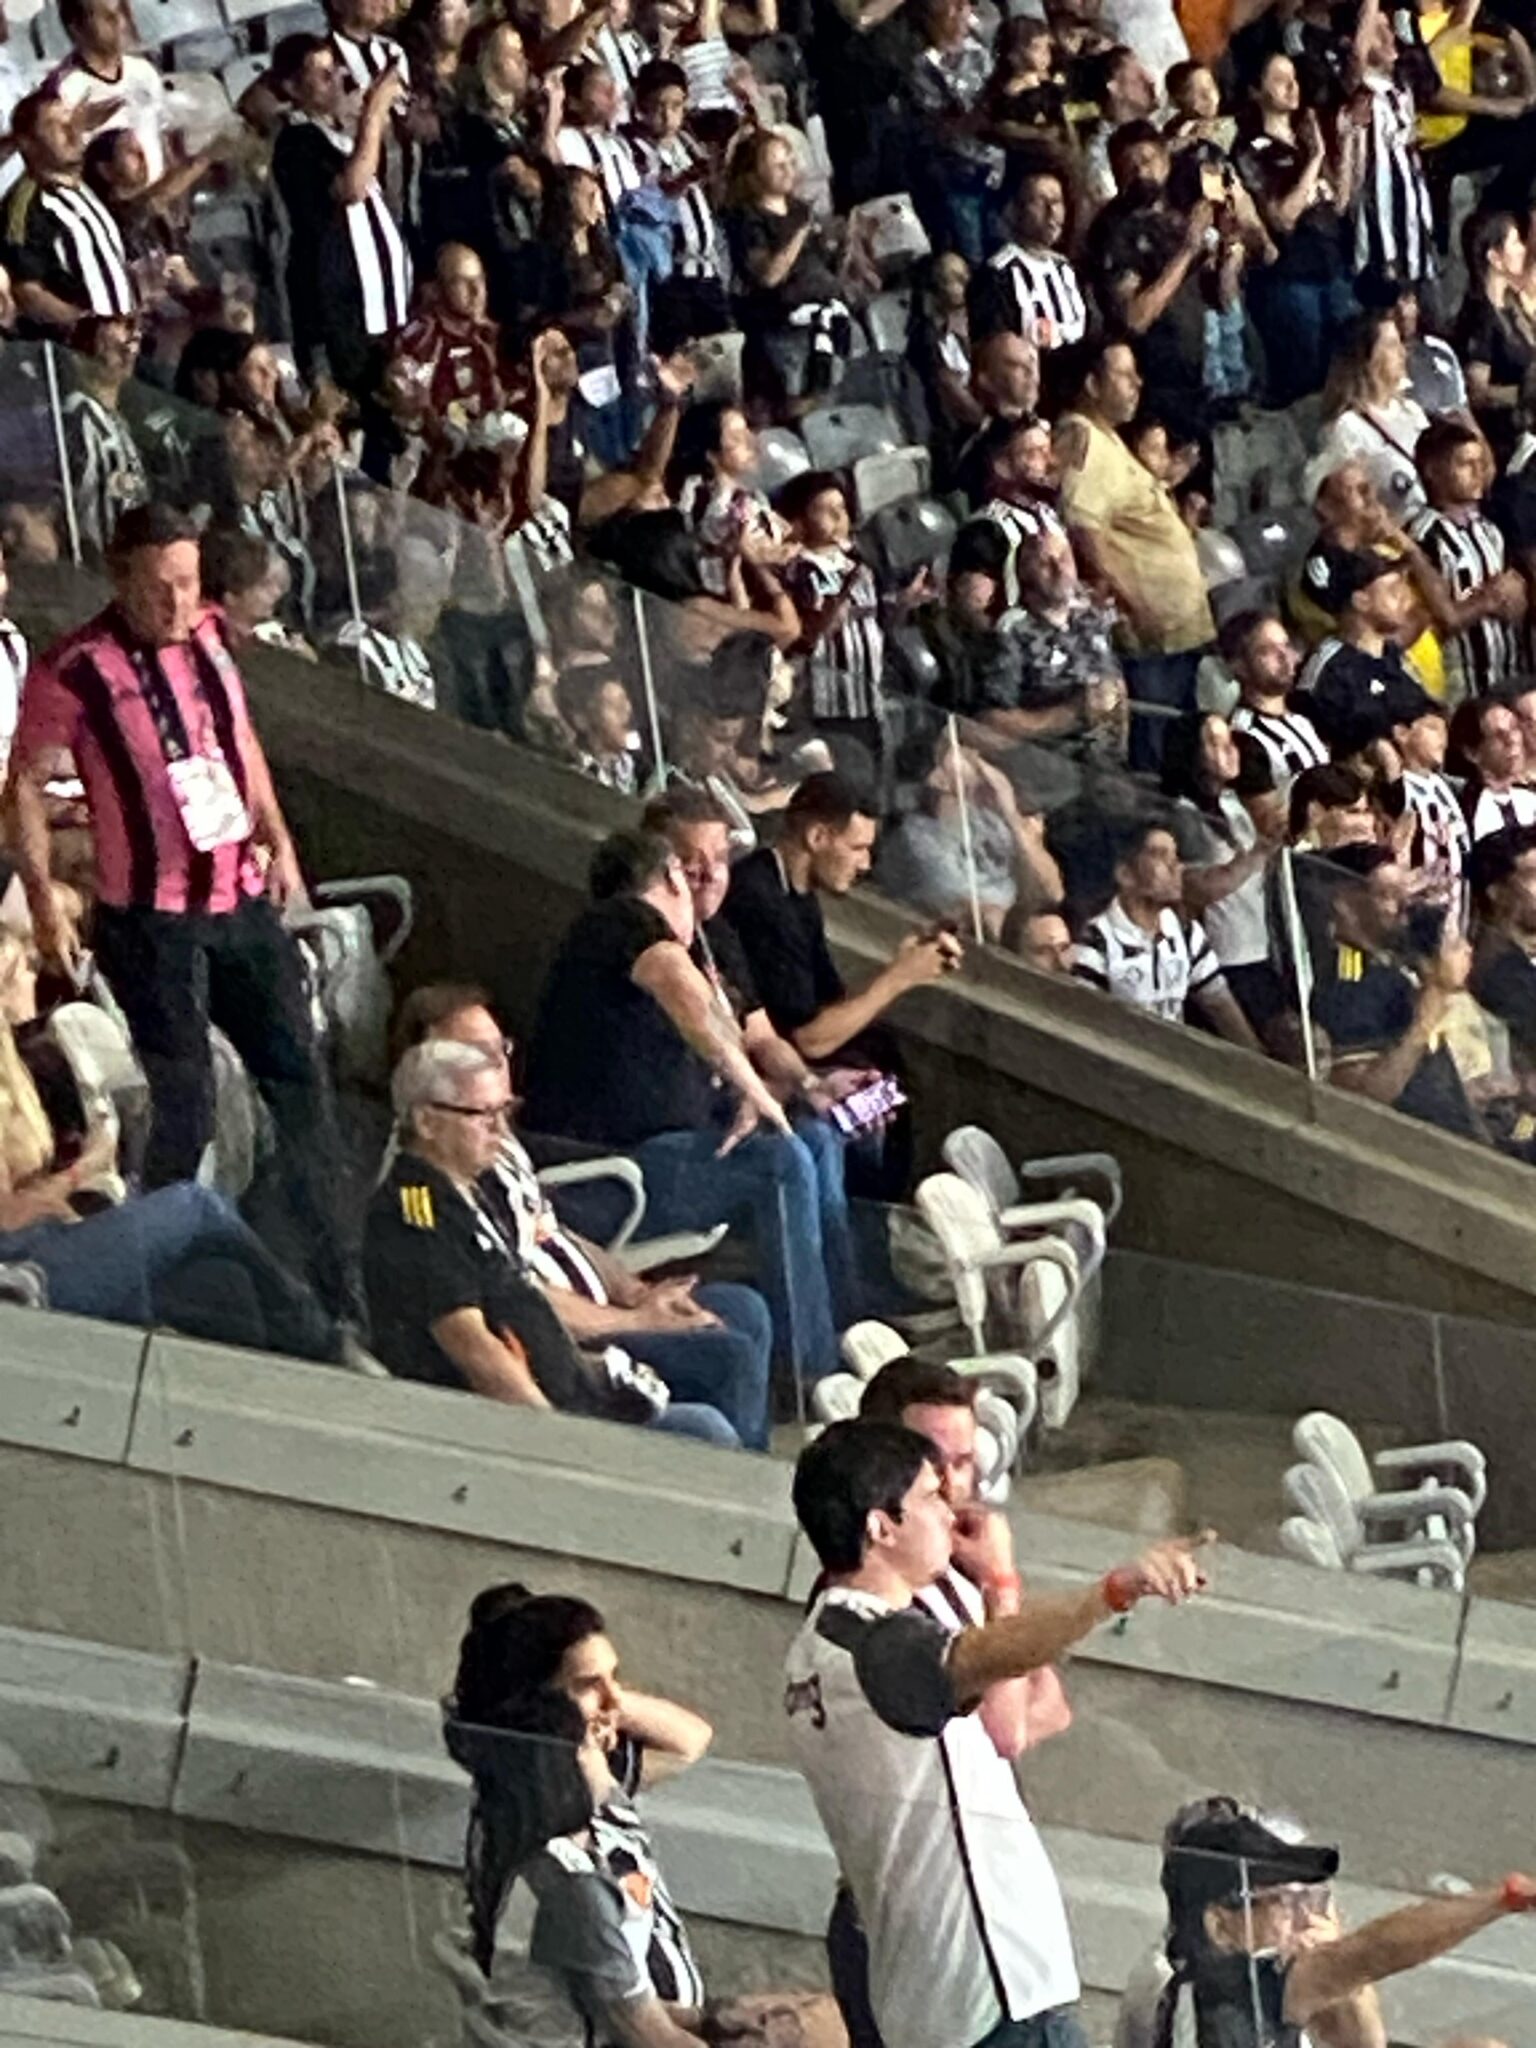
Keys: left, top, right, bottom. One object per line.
{"left": 364, "top": 1039, "right": 740, "bottom": 1446}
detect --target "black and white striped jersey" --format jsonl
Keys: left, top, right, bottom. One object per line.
{"left": 556, "top": 122, "right": 645, "bottom": 211}
{"left": 1229, "top": 703, "right": 1330, "bottom": 783}
{"left": 1402, "top": 767, "right": 1470, "bottom": 876}
{"left": 982, "top": 243, "right": 1087, "bottom": 348}
{"left": 1072, "top": 898, "right": 1225, "bottom": 1022}
{"left": 1407, "top": 504, "right": 1517, "bottom": 698}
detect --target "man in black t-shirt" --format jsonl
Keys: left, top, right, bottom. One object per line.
{"left": 524, "top": 827, "right": 846, "bottom": 1385}
{"left": 1085, "top": 125, "right": 1211, "bottom": 445}
{"left": 722, "top": 774, "right": 963, "bottom": 1064}
{"left": 1295, "top": 548, "right": 1416, "bottom": 755}
{"left": 646, "top": 786, "right": 863, "bottom": 1332}
{"left": 365, "top": 1037, "right": 736, "bottom": 1444}
{"left": 1309, "top": 842, "right": 1482, "bottom": 1143}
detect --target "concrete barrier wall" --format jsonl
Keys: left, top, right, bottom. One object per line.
{"left": 5, "top": 1625, "right": 1536, "bottom": 2048}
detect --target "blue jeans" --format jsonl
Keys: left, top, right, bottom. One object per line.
{"left": 1203, "top": 302, "right": 1249, "bottom": 401}
{"left": 0, "top": 1180, "right": 334, "bottom": 1358}
{"left": 1248, "top": 271, "right": 1357, "bottom": 408}
{"left": 631, "top": 1127, "right": 844, "bottom": 1382}
{"left": 654, "top": 1402, "right": 741, "bottom": 1448}
{"left": 971, "top": 2012, "right": 1087, "bottom": 2048}
{"left": 627, "top": 1281, "right": 773, "bottom": 1451}
{"left": 1123, "top": 646, "right": 1207, "bottom": 774}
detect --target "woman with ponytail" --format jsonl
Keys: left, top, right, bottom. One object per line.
{"left": 443, "top": 1583, "right": 845, "bottom": 2048}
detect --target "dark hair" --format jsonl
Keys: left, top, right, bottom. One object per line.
{"left": 1449, "top": 692, "right": 1516, "bottom": 775}
{"left": 791, "top": 1420, "right": 939, "bottom": 1572}
{"left": 444, "top": 1586, "right": 602, "bottom": 1972}
{"left": 589, "top": 827, "right": 673, "bottom": 901}
{"left": 174, "top": 326, "right": 249, "bottom": 404}
{"left": 1466, "top": 208, "right": 1522, "bottom": 284}
{"left": 394, "top": 980, "right": 498, "bottom": 1062}
{"left": 1216, "top": 606, "right": 1281, "bottom": 669}
{"left": 1112, "top": 815, "right": 1176, "bottom": 872}
{"left": 634, "top": 56, "right": 688, "bottom": 102}
{"left": 1288, "top": 762, "right": 1364, "bottom": 840}
{"left": 860, "top": 1356, "right": 976, "bottom": 1423}
{"left": 270, "top": 31, "right": 330, "bottom": 97}
{"left": 1165, "top": 58, "right": 1209, "bottom": 103}
{"left": 1106, "top": 117, "right": 1161, "bottom": 178}
{"left": 1415, "top": 416, "right": 1481, "bottom": 486}
{"left": 1325, "top": 839, "right": 1395, "bottom": 883}
{"left": 642, "top": 785, "right": 731, "bottom": 834}
{"left": 960, "top": 413, "right": 1043, "bottom": 501}
{"left": 82, "top": 125, "right": 133, "bottom": 195}
{"left": 108, "top": 503, "right": 199, "bottom": 560}
{"left": 1058, "top": 332, "right": 1133, "bottom": 405}
{"left": 10, "top": 91, "right": 58, "bottom": 151}
{"left": 200, "top": 525, "right": 274, "bottom": 603}
{"left": 784, "top": 771, "right": 876, "bottom": 839}
{"left": 775, "top": 468, "right": 847, "bottom": 526}
{"left": 557, "top": 664, "right": 630, "bottom": 728}
{"left": 563, "top": 58, "right": 610, "bottom": 107}
{"left": 669, "top": 399, "right": 745, "bottom": 488}
{"left": 1469, "top": 821, "right": 1536, "bottom": 906}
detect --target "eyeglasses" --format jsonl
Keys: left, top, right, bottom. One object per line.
{"left": 428, "top": 1100, "right": 512, "bottom": 1129}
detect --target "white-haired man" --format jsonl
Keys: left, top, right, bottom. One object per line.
{"left": 364, "top": 1039, "right": 738, "bottom": 1444}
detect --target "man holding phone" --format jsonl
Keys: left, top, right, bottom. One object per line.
{"left": 644, "top": 786, "right": 864, "bottom": 1331}
{"left": 723, "top": 772, "right": 961, "bottom": 1058}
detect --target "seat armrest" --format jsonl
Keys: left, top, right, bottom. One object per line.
{"left": 1017, "top": 1152, "right": 1123, "bottom": 1225}
{"left": 537, "top": 1156, "right": 646, "bottom": 1248}
{"left": 1348, "top": 1540, "right": 1466, "bottom": 1589}
{"left": 1357, "top": 1485, "right": 1476, "bottom": 1532}
{"left": 1375, "top": 1442, "right": 1488, "bottom": 1514}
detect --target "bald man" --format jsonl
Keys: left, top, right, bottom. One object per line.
{"left": 390, "top": 243, "right": 505, "bottom": 437}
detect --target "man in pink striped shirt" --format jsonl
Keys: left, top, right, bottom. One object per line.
{"left": 4, "top": 503, "right": 360, "bottom": 1323}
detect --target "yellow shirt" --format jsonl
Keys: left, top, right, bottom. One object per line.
{"left": 1417, "top": 8, "right": 1472, "bottom": 149}
{"left": 1058, "top": 413, "right": 1214, "bottom": 654}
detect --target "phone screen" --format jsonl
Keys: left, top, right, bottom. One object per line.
{"left": 827, "top": 1076, "right": 907, "bottom": 1136}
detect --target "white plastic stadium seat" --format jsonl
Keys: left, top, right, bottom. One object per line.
{"left": 848, "top": 192, "right": 931, "bottom": 273}
{"left": 867, "top": 497, "right": 957, "bottom": 582}
{"left": 939, "top": 1128, "right": 1119, "bottom": 1426}
{"left": 749, "top": 425, "right": 811, "bottom": 498}
{"left": 687, "top": 329, "right": 744, "bottom": 406}
{"left": 1281, "top": 1461, "right": 1470, "bottom": 1592}
{"left": 1293, "top": 1408, "right": 1488, "bottom": 1523}
{"left": 863, "top": 290, "right": 911, "bottom": 356}
{"left": 288, "top": 874, "right": 414, "bottom": 1090}
{"left": 162, "top": 70, "right": 236, "bottom": 152}
{"left": 810, "top": 1317, "right": 1031, "bottom": 1500}
{"left": 535, "top": 1155, "right": 729, "bottom": 1276}
{"left": 802, "top": 404, "right": 904, "bottom": 472}
{"left": 851, "top": 446, "right": 929, "bottom": 521}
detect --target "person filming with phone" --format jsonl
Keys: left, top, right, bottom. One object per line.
{"left": 722, "top": 773, "right": 960, "bottom": 1191}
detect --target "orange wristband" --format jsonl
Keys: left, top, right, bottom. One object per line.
{"left": 1102, "top": 1567, "right": 1139, "bottom": 1614}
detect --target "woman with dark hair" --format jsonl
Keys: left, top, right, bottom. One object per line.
{"left": 525, "top": 164, "right": 634, "bottom": 467}
{"left": 443, "top": 1584, "right": 839, "bottom": 2048}
{"left": 1232, "top": 52, "right": 1354, "bottom": 408}
{"left": 668, "top": 401, "right": 786, "bottom": 600}
{"left": 1161, "top": 712, "right": 1284, "bottom": 1034}
{"left": 905, "top": 251, "right": 982, "bottom": 483}
{"left": 1449, "top": 693, "right": 1536, "bottom": 841}
{"left": 400, "top": 0, "right": 473, "bottom": 108}
{"left": 1455, "top": 211, "right": 1536, "bottom": 444}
